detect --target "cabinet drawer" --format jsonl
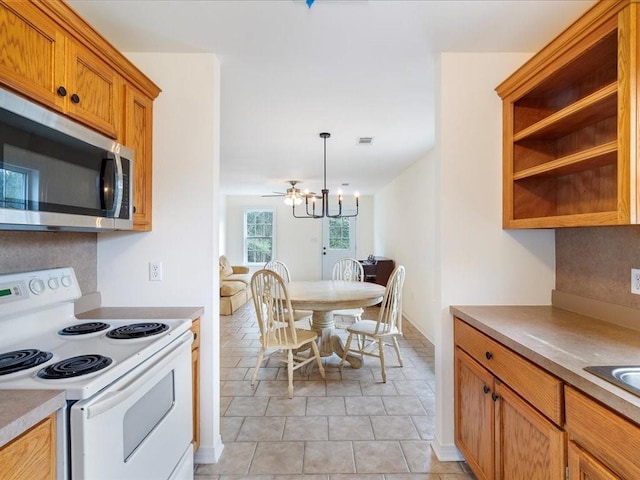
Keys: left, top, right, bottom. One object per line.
{"left": 454, "top": 317, "right": 563, "bottom": 425}
{"left": 566, "top": 386, "right": 640, "bottom": 480}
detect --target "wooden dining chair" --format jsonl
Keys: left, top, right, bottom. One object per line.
{"left": 251, "top": 269, "right": 325, "bottom": 397}
{"left": 339, "top": 265, "right": 406, "bottom": 383}
{"left": 264, "top": 260, "right": 291, "bottom": 282}
{"left": 264, "top": 259, "right": 312, "bottom": 328}
{"left": 332, "top": 258, "right": 365, "bottom": 328}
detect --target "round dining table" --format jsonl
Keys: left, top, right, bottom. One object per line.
{"left": 286, "top": 280, "right": 386, "bottom": 368}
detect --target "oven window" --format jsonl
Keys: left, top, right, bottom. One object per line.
{"left": 123, "top": 371, "right": 175, "bottom": 461}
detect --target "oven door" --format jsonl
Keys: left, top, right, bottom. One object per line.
{"left": 69, "top": 332, "right": 193, "bottom": 480}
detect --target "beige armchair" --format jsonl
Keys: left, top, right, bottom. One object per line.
{"left": 219, "top": 255, "right": 251, "bottom": 315}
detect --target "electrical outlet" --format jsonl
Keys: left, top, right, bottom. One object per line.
{"left": 632, "top": 268, "right": 640, "bottom": 294}
{"left": 149, "top": 261, "right": 163, "bottom": 281}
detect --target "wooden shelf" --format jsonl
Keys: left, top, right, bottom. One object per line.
{"left": 512, "top": 141, "right": 617, "bottom": 180}
{"left": 513, "top": 83, "right": 617, "bottom": 142}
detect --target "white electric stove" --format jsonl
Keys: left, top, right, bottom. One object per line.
{"left": 0, "top": 267, "right": 194, "bottom": 480}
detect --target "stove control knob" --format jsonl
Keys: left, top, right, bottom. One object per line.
{"left": 48, "top": 277, "right": 60, "bottom": 290}
{"left": 60, "top": 275, "right": 72, "bottom": 288}
{"left": 29, "top": 278, "right": 46, "bottom": 295}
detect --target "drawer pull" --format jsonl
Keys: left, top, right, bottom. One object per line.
{"left": 483, "top": 385, "right": 490, "bottom": 394}
{"left": 57, "top": 86, "right": 67, "bottom": 97}
{"left": 485, "top": 351, "right": 493, "bottom": 360}
{"left": 491, "top": 392, "right": 499, "bottom": 402}
{"left": 71, "top": 93, "right": 80, "bottom": 104}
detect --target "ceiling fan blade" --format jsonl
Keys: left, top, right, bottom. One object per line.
{"left": 262, "top": 192, "right": 285, "bottom": 197}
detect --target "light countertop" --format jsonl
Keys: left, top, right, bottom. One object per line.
{"left": 76, "top": 306, "right": 204, "bottom": 321}
{"left": 450, "top": 305, "right": 640, "bottom": 424}
{"left": 0, "top": 390, "right": 65, "bottom": 447}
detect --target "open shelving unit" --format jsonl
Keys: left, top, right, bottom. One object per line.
{"left": 497, "top": 1, "right": 640, "bottom": 228}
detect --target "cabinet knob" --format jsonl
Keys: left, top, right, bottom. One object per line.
{"left": 71, "top": 93, "right": 80, "bottom": 104}
{"left": 193, "top": 332, "right": 198, "bottom": 341}
{"left": 491, "top": 392, "right": 499, "bottom": 402}
{"left": 57, "top": 86, "right": 67, "bottom": 97}
{"left": 485, "top": 351, "right": 493, "bottom": 360}
{"left": 483, "top": 385, "right": 490, "bottom": 394}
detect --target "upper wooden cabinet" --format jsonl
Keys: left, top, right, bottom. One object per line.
{"left": 0, "top": 0, "right": 161, "bottom": 231}
{"left": 65, "top": 39, "right": 121, "bottom": 138}
{"left": 124, "top": 84, "right": 154, "bottom": 230}
{"left": 496, "top": 0, "right": 640, "bottom": 228}
{"left": 0, "top": 1, "right": 120, "bottom": 137}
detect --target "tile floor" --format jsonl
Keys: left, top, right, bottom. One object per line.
{"left": 195, "top": 302, "right": 476, "bottom": 480}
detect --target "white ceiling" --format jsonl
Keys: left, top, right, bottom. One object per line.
{"left": 68, "top": 0, "right": 594, "bottom": 196}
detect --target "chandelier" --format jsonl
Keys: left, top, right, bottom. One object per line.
{"left": 292, "top": 132, "right": 359, "bottom": 219}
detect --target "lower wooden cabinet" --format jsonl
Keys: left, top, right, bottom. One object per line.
{"left": 455, "top": 347, "right": 495, "bottom": 480}
{"left": 454, "top": 315, "right": 640, "bottom": 480}
{"left": 495, "top": 380, "right": 565, "bottom": 480}
{"left": 566, "top": 386, "right": 640, "bottom": 480}
{"left": 455, "top": 346, "right": 565, "bottom": 480}
{"left": 191, "top": 317, "right": 201, "bottom": 452}
{"left": 568, "top": 441, "right": 620, "bottom": 480}
{"left": 454, "top": 317, "right": 565, "bottom": 480}
{"left": 0, "top": 414, "right": 56, "bottom": 480}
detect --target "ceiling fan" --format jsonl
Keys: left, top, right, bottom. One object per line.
{"left": 263, "top": 180, "right": 316, "bottom": 205}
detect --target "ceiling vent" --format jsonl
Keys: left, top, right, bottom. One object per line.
{"left": 357, "top": 137, "right": 374, "bottom": 145}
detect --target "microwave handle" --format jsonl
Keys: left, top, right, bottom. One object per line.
{"left": 112, "top": 153, "right": 123, "bottom": 218}
{"left": 99, "top": 154, "right": 123, "bottom": 216}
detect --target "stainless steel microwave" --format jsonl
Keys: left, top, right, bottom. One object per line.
{"left": 0, "top": 87, "right": 133, "bottom": 232}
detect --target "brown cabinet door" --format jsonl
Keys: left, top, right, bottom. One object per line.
{"left": 495, "top": 381, "right": 566, "bottom": 480}
{"left": 568, "top": 441, "right": 621, "bottom": 480}
{"left": 0, "top": 415, "right": 56, "bottom": 480}
{"left": 190, "top": 318, "right": 201, "bottom": 452}
{"left": 123, "top": 83, "right": 153, "bottom": 231}
{"left": 65, "top": 40, "right": 120, "bottom": 138}
{"left": 455, "top": 347, "right": 495, "bottom": 480}
{"left": 0, "top": 2, "right": 65, "bottom": 110}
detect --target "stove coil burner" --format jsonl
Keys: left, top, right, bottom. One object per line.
{"left": 37, "top": 354, "right": 113, "bottom": 379}
{"left": 58, "top": 322, "right": 111, "bottom": 336}
{"left": 106, "top": 322, "right": 169, "bottom": 340}
{"left": 0, "top": 349, "right": 53, "bottom": 376}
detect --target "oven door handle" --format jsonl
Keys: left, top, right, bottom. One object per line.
{"left": 83, "top": 332, "right": 193, "bottom": 419}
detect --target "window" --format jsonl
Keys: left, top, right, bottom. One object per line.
{"left": 0, "top": 165, "right": 29, "bottom": 209}
{"left": 244, "top": 209, "right": 274, "bottom": 265}
{"left": 328, "top": 217, "right": 350, "bottom": 249}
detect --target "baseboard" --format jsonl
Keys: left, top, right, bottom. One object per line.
{"left": 194, "top": 436, "right": 225, "bottom": 464}
{"left": 430, "top": 438, "right": 464, "bottom": 461}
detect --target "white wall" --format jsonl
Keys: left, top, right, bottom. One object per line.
{"left": 374, "top": 153, "right": 437, "bottom": 342}
{"left": 431, "top": 52, "right": 556, "bottom": 459}
{"left": 224, "top": 195, "right": 374, "bottom": 279}
{"left": 96, "top": 53, "right": 223, "bottom": 463}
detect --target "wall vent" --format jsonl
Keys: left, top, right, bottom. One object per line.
{"left": 358, "top": 137, "right": 374, "bottom": 145}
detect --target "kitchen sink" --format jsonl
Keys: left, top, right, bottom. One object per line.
{"left": 585, "top": 365, "right": 640, "bottom": 397}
